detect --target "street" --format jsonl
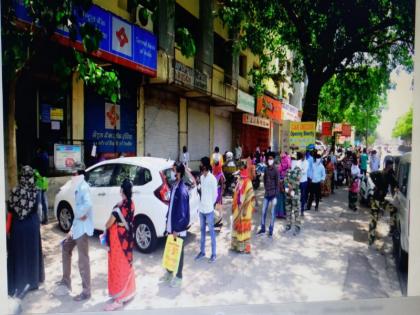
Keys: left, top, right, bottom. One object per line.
{"left": 21, "top": 186, "right": 402, "bottom": 313}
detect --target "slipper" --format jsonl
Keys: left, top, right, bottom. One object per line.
{"left": 104, "top": 301, "right": 123, "bottom": 311}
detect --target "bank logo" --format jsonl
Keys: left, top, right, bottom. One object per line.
{"left": 105, "top": 103, "right": 121, "bottom": 130}
{"left": 112, "top": 17, "right": 132, "bottom": 57}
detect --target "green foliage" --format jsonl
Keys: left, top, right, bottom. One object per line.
{"left": 176, "top": 27, "right": 196, "bottom": 58}
{"left": 392, "top": 107, "right": 413, "bottom": 140}
{"left": 319, "top": 66, "right": 389, "bottom": 138}
{"left": 219, "top": 0, "right": 414, "bottom": 119}
{"left": 2, "top": 0, "right": 121, "bottom": 102}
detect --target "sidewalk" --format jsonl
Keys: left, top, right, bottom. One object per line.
{"left": 20, "top": 186, "right": 402, "bottom": 313}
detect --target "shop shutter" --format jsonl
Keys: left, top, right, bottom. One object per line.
{"left": 145, "top": 102, "right": 179, "bottom": 160}
{"left": 214, "top": 111, "right": 232, "bottom": 155}
{"left": 188, "top": 102, "right": 210, "bottom": 161}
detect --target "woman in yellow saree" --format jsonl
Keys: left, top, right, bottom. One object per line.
{"left": 231, "top": 162, "right": 255, "bottom": 254}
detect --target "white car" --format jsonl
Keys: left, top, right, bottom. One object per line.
{"left": 55, "top": 157, "right": 200, "bottom": 253}
{"left": 392, "top": 152, "right": 411, "bottom": 272}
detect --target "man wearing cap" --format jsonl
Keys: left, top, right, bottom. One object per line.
{"left": 55, "top": 162, "right": 93, "bottom": 301}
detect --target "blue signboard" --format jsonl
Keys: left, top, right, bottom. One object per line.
{"left": 84, "top": 86, "right": 137, "bottom": 154}
{"left": 13, "top": 1, "right": 157, "bottom": 76}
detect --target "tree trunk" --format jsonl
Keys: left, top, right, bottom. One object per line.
{"left": 6, "top": 78, "right": 18, "bottom": 192}
{"left": 301, "top": 77, "right": 323, "bottom": 122}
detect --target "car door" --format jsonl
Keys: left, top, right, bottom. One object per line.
{"left": 85, "top": 164, "right": 119, "bottom": 229}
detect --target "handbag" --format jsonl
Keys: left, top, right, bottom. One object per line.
{"left": 162, "top": 236, "right": 184, "bottom": 273}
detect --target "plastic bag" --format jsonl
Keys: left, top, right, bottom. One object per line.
{"left": 162, "top": 236, "right": 184, "bottom": 273}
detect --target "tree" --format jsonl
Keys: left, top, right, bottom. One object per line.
{"left": 2, "top": 0, "right": 121, "bottom": 188}
{"left": 392, "top": 107, "right": 413, "bottom": 142}
{"left": 319, "top": 66, "right": 389, "bottom": 146}
{"left": 219, "top": 0, "right": 414, "bottom": 121}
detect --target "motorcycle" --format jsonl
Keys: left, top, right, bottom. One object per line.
{"left": 359, "top": 173, "right": 375, "bottom": 206}
{"left": 222, "top": 152, "right": 237, "bottom": 196}
{"left": 252, "top": 162, "right": 266, "bottom": 190}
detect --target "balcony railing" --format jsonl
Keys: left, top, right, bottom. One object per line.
{"left": 170, "top": 47, "right": 238, "bottom": 106}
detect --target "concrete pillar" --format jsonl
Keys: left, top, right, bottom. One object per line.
{"left": 209, "top": 106, "right": 215, "bottom": 155}
{"left": 137, "top": 86, "right": 145, "bottom": 156}
{"left": 158, "top": 0, "right": 175, "bottom": 55}
{"left": 179, "top": 97, "right": 188, "bottom": 155}
{"left": 72, "top": 72, "right": 84, "bottom": 141}
{"left": 408, "top": 0, "right": 420, "bottom": 296}
{"left": 225, "top": 41, "right": 239, "bottom": 85}
{"left": 196, "top": 0, "right": 214, "bottom": 76}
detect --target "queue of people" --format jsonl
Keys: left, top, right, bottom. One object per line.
{"left": 6, "top": 143, "right": 398, "bottom": 311}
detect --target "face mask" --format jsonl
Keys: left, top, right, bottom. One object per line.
{"left": 316, "top": 158, "right": 321, "bottom": 164}
{"left": 268, "top": 159, "right": 274, "bottom": 166}
{"left": 170, "top": 171, "right": 176, "bottom": 181}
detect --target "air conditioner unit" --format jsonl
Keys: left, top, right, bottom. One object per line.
{"left": 132, "top": 4, "right": 154, "bottom": 33}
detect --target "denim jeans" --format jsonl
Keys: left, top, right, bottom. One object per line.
{"left": 261, "top": 196, "right": 277, "bottom": 232}
{"left": 199, "top": 212, "right": 216, "bottom": 257}
{"left": 37, "top": 190, "right": 48, "bottom": 223}
{"left": 299, "top": 182, "right": 308, "bottom": 212}
{"left": 275, "top": 192, "right": 286, "bottom": 217}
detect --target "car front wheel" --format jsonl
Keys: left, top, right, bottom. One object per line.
{"left": 57, "top": 202, "right": 74, "bottom": 233}
{"left": 134, "top": 216, "right": 157, "bottom": 253}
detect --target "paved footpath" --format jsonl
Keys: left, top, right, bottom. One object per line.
{"left": 21, "top": 186, "right": 402, "bottom": 313}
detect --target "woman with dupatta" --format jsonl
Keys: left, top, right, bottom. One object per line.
{"left": 322, "top": 156, "right": 334, "bottom": 197}
{"left": 231, "top": 162, "right": 255, "bottom": 254}
{"left": 7, "top": 165, "right": 45, "bottom": 296}
{"left": 104, "top": 179, "right": 136, "bottom": 311}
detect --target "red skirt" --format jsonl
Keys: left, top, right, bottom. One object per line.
{"left": 108, "top": 224, "right": 136, "bottom": 303}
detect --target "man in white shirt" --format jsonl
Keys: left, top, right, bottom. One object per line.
{"left": 370, "top": 150, "right": 380, "bottom": 172}
{"left": 195, "top": 157, "right": 218, "bottom": 263}
{"left": 296, "top": 152, "right": 309, "bottom": 216}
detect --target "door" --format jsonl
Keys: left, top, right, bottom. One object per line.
{"left": 145, "top": 102, "right": 179, "bottom": 159}
{"left": 188, "top": 102, "right": 210, "bottom": 161}
{"left": 214, "top": 111, "right": 232, "bottom": 155}
{"left": 85, "top": 164, "right": 119, "bottom": 229}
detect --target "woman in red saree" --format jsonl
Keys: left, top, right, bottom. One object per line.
{"left": 104, "top": 179, "right": 136, "bottom": 311}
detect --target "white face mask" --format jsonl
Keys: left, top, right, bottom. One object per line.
{"left": 268, "top": 159, "right": 274, "bottom": 166}
{"left": 170, "top": 170, "right": 176, "bottom": 181}
{"left": 316, "top": 158, "right": 321, "bottom": 164}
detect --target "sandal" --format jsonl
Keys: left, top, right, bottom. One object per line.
{"left": 104, "top": 301, "right": 123, "bottom": 311}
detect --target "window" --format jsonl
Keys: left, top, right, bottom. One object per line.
{"left": 113, "top": 164, "right": 152, "bottom": 186}
{"left": 175, "top": 4, "right": 199, "bottom": 47}
{"left": 239, "top": 54, "right": 247, "bottom": 78}
{"left": 214, "top": 34, "right": 227, "bottom": 70}
{"left": 86, "top": 165, "right": 116, "bottom": 187}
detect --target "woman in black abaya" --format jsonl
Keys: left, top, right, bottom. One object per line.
{"left": 7, "top": 165, "right": 45, "bottom": 296}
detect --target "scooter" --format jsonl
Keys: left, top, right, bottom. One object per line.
{"left": 223, "top": 152, "right": 237, "bottom": 196}
{"left": 359, "top": 173, "right": 375, "bottom": 206}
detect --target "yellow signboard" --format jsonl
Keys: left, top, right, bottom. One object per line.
{"left": 289, "top": 122, "right": 316, "bottom": 151}
{"left": 50, "top": 108, "right": 64, "bottom": 121}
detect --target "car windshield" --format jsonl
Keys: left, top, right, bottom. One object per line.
{"left": 163, "top": 168, "right": 195, "bottom": 190}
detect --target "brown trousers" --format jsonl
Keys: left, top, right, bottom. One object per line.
{"left": 62, "top": 234, "right": 91, "bottom": 295}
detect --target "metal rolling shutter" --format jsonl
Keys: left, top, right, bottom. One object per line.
{"left": 188, "top": 102, "right": 210, "bottom": 161}
{"left": 214, "top": 110, "right": 232, "bottom": 154}
{"left": 145, "top": 102, "right": 179, "bottom": 160}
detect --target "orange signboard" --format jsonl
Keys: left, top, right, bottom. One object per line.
{"left": 256, "top": 95, "right": 282, "bottom": 123}
{"left": 322, "top": 122, "right": 333, "bottom": 136}
{"left": 342, "top": 123, "right": 352, "bottom": 137}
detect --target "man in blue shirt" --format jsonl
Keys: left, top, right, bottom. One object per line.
{"left": 306, "top": 154, "right": 326, "bottom": 211}
{"left": 55, "top": 163, "right": 93, "bottom": 301}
